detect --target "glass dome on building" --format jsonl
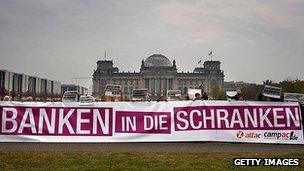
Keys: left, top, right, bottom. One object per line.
{"left": 144, "top": 54, "right": 172, "bottom": 67}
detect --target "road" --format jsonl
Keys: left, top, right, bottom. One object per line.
{"left": 0, "top": 142, "right": 303, "bottom": 153}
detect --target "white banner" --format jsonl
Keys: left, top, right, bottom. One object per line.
{"left": 0, "top": 100, "right": 303, "bottom": 144}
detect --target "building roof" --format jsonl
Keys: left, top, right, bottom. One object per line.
{"left": 144, "top": 54, "right": 172, "bottom": 67}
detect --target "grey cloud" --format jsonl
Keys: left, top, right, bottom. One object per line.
{"left": 0, "top": 0, "right": 303, "bottom": 88}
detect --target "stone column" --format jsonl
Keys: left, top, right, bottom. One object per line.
{"left": 166, "top": 78, "right": 169, "bottom": 92}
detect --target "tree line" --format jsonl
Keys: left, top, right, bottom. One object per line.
{"left": 211, "top": 79, "right": 304, "bottom": 100}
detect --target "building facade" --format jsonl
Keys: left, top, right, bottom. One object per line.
{"left": 0, "top": 70, "right": 61, "bottom": 98}
{"left": 93, "top": 54, "right": 224, "bottom": 99}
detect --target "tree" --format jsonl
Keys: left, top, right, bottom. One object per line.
{"left": 241, "top": 85, "right": 263, "bottom": 100}
{"left": 263, "top": 79, "right": 279, "bottom": 86}
{"left": 279, "top": 79, "right": 304, "bottom": 93}
{"left": 262, "top": 79, "right": 304, "bottom": 94}
{"left": 211, "top": 86, "right": 226, "bottom": 100}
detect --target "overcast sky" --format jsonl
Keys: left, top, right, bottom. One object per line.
{"left": 0, "top": 0, "right": 303, "bottom": 88}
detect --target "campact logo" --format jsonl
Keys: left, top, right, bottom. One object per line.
{"left": 263, "top": 131, "right": 298, "bottom": 140}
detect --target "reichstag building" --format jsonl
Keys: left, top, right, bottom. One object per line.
{"left": 93, "top": 54, "right": 224, "bottom": 99}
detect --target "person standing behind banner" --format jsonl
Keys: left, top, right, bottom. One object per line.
{"left": 198, "top": 83, "right": 208, "bottom": 100}
{"left": 27, "top": 96, "right": 33, "bottom": 101}
{"left": 301, "top": 103, "right": 304, "bottom": 135}
{"left": 202, "top": 92, "right": 208, "bottom": 100}
{"left": 185, "top": 96, "right": 190, "bottom": 100}
{"left": 198, "top": 83, "right": 204, "bottom": 94}
{"left": 157, "top": 95, "right": 166, "bottom": 102}
{"left": 194, "top": 93, "right": 202, "bottom": 100}
{"left": 3, "top": 95, "right": 10, "bottom": 101}
{"left": 235, "top": 89, "right": 243, "bottom": 101}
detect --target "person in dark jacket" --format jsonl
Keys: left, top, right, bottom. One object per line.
{"left": 194, "top": 93, "right": 202, "bottom": 100}
{"left": 202, "top": 92, "right": 208, "bottom": 100}
{"left": 235, "top": 89, "right": 243, "bottom": 101}
{"left": 185, "top": 96, "right": 190, "bottom": 100}
{"left": 198, "top": 83, "right": 208, "bottom": 100}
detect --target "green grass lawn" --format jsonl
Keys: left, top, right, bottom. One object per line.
{"left": 0, "top": 151, "right": 303, "bottom": 170}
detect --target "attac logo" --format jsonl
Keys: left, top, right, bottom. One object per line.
{"left": 236, "top": 131, "right": 244, "bottom": 138}
{"left": 236, "top": 131, "right": 261, "bottom": 139}
{"left": 263, "top": 131, "right": 298, "bottom": 140}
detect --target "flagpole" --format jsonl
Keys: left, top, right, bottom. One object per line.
{"left": 208, "top": 51, "right": 213, "bottom": 61}
{"left": 104, "top": 50, "right": 107, "bottom": 60}
{"left": 198, "top": 59, "right": 202, "bottom": 68}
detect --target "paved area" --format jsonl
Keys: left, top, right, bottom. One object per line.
{"left": 0, "top": 142, "right": 303, "bottom": 153}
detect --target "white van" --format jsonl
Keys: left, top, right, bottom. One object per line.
{"left": 103, "top": 84, "right": 123, "bottom": 102}
{"left": 132, "top": 89, "right": 150, "bottom": 101}
{"left": 79, "top": 95, "right": 95, "bottom": 103}
{"left": 167, "top": 90, "right": 182, "bottom": 101}
{"left": 260, "top": 85, "right": 283, "bottom": 101}
{"left": 62, "top": 91, "right": 79, "bottom": 102}
{"left": 284, "top": 93, "right": 304, "bottom": 105}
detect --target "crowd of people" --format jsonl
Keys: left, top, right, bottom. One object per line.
{"left": 1, "top": 84, "right": 302, "bottom": 107}
{"left": 1, "top": 95, "right": 55, "bottom": 102}
{"left": 0, "top": 84, "right": 244, "bottom": 102}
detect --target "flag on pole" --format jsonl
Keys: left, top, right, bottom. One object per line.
{"left": 208, "top": 51, "right": 213, "bottom": 56}
{"left": 198, "top": 60, "right": 202, "bottom": 64}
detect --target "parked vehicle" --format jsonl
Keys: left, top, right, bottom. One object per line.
{"left": 259, "top": 85, "right": 283, "bottom": 101}
{"left": 79, "top": 94, "right": 95, "bottom": 103}
{"left": 103, "top": 84, "right": 123, "bottom": 102}
{"left": 62, "top": 91, "right": 79, "bottom": 102}
{"left": 284, "top": 93, "right": 304, "bottom": 105}
{"left": 132, "top": 89, "right": 150, "bottom": 101}
{"left": 166, "top": 90, "right": 182, "bottom": 101}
